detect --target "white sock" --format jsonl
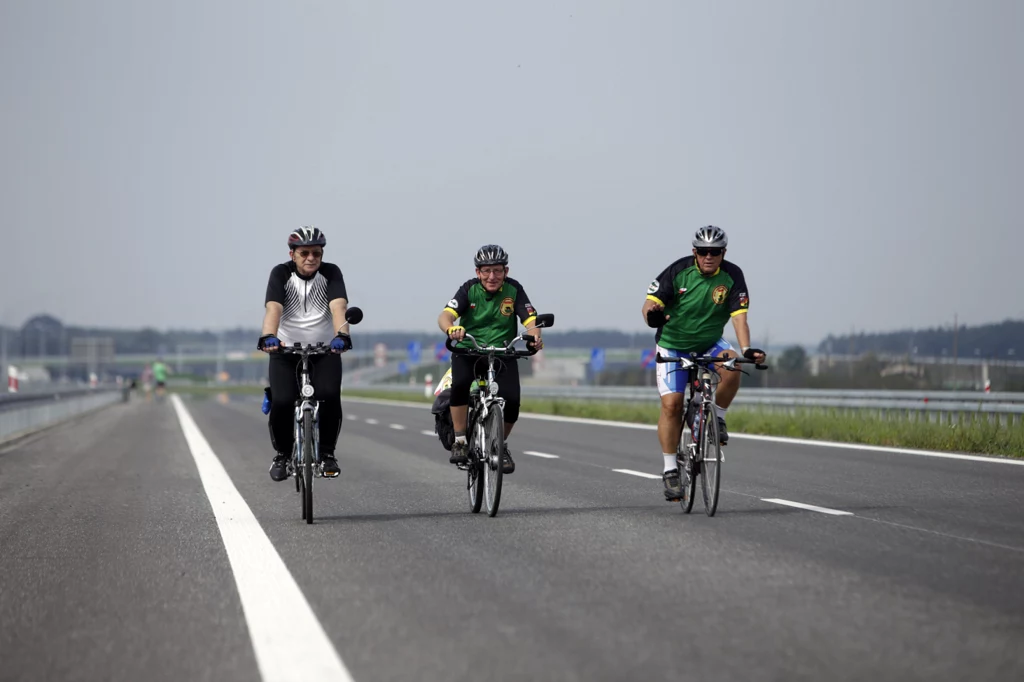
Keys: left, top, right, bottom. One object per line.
{"left": 663, "top": 454, "right": 677, "bottom": 473}
{"left": 716, "top": 405, "right": 728, "bottom": 419}
{"left": 455, "top": 434, "right": 467, "bottom": 445}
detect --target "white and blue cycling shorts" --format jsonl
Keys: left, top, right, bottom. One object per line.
{"left": 656, "top": 339, "right": 734, "bottom": 397}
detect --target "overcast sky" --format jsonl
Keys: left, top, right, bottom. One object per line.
{"left": 2, "top": 0, "right": 1021, "bottom": 344}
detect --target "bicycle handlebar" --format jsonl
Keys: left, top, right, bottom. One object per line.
{"left": 275, "top": 343, "right": 336, "bottom": 357}
{"left": 655, "top": 353, "right": 769, "bottom": 370}
{"left": 445, "top": 333, "right": 536, "bottom": 358}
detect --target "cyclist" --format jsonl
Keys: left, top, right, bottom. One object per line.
{"left": 257, "top": 226, "right": 353, "bottom": 482}
{"left": 152, "top": 358, "right": 169, "bottom": 398}
{"left": 641, "top": 226, "right": 766, "bottom": 501}
{"left": 437, "top": 244, "right": 543, "bottom": 474}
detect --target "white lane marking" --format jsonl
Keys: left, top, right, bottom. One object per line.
{"left": 348, "top": 415, "right": 359, "bottom": 421}
{"left": 421, "top": 430, "right": 437, "bottom": 436}
{"left": 524, "top": 450, "right": 560, "bottom": 459}
{"left": 343, "top": 397, "right": 1024, "bottom": 467}
{"left": 762, "top": 498, "right": 853, "bottom": 516}
{"left": 170, "top": 395, "right": 356, "bottom": 682}
{"left": 364, "top": 418, "right": 379, "bottom": 425}
{"left": 613, "top": 469, "right": 662, "bottom": 480}
{"left": 389, "top": 424, "right": 405, "bottom": 430}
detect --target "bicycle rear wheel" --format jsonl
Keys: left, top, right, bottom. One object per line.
{"left": 678, "top": 428, "right": 697, "bottom": 514}
{"left": 699, "top": 403, "right": 721, "bottom": 517}
{"left": 483, "top": 405, "right": 504, "bottom": 517}
{"left": 303, "top": 410, "right": 314, "bottom": 524}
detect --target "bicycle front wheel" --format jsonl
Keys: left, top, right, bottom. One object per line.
{"left": 483, "top": 405, "right": 504, "bottom": 517}
{"left": 699, "top": 404, "right": 721, "bottom": 517}
{"left": 467, "top": 459, "right": 484, "bottom": 514}
{"left": 303, "top": 410, "right": 314, "bottom": 524}
{"left": 678, "top": 428, "right": 697, "bottom": 514}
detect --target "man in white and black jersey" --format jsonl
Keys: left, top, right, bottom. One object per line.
{"left": 257, "top": 226, "right": 353, "bottom": 482}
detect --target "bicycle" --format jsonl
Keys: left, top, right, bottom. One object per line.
{"left": 444, "top": 313, "right": 555, "bottom": 517}
{"left": 655, "top": 352, "right": 767, "bottom": 516}
{"left": 276, "top": 307, "right": 363, "bottom": 524}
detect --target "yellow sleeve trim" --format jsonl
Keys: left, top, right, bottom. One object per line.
{"left": 646, "top": 295, "right": 665, "bottom": 306}
{"left": 443, "top": 307, "right": 459, "bottom": 318}
{"left": 522, "top": 315, "right": 537, "bottom": 328}
{"left": 730, "top": 309, "right": 749, "bottom": 317}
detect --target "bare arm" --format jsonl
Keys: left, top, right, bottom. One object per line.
{"left": 329, "top": 298, "right": 349, "bottom": 335}
{"left": 262, "top": 302, "right": 283, "bottom": 335}
{"left": 730, "top": 313, "right": 766, "bottom": 361}
{"left": 438, "top": 309, "right": 466, "bottom": 341}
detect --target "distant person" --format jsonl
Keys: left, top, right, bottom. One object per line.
{"left": 257, "top": 226, "right": 353, "bottom": 482}
{"left": 437, "top": 244, "right": 544, "bottom": 474}
{"left": 641, "top": 226, "right": 766, "bottom": 502}
{"left": 140, "top": 365, "right": 153, "bottom": 401}
{"left": 152, "top": 359, "right": 169, "bottom": 398}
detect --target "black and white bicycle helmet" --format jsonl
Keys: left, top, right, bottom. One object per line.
{"left": 474, "top": 244, "right": 509, "bottom": 267}
{"left": 287, "top": 226, "right": 326, "bottom": 248}
{"left": 692, "top": 225, "right": 728, "bottom": 249}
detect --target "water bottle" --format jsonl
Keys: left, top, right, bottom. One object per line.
{"left": 261, "top": 387, "right": 272, "bottom": 415}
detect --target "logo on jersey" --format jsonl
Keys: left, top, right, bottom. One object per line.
{"left": 646, "top": 280, "right": 659, "bottom": 294}
{"left": 738, "top": 293, "right": 749, "bottom": 308}
{"left": 500, "top": 297, "right": 514, "bottom": 316}
{"left": 447, "top": 299, "right": 459, "bottom": 309}
{"left": 525, "top": 303, "right": 536, "bottom": 316}
{"left": 712, "top": 285, "right": 728, "bottom": 305}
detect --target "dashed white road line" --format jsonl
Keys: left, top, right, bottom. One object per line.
{"left": 170, "top": 395, "right": 356, "bottom": 682}
{"left": 421, "top": 430, "right": 437, "bottom": 437}
{"left": 389, "top": 424, "right": 405, "bottom": 430}
{"left": 364, "top": 418, "right": 379, "bottom": 425}
{"left": 762, "top": 498, "right": 853, "bottom": 516}
{"left": 524, "top": 450, "right": 560, "bottom": 459}
{"left": 613, "top": 469, "right": 662, "bottom": 480}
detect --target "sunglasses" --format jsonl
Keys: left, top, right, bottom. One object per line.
{"left": 695, "top": 248, "right": 723, "bottom": 257}
{"left": 296, "top": 250, "right": 323, "bottom": 260}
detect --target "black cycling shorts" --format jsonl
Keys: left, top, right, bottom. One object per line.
{"left": 448, "top": 354, "right": 521, "bottom": 423}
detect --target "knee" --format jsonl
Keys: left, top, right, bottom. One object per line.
{"left": 661, "top": 395, "right": 685, "bottom": 417}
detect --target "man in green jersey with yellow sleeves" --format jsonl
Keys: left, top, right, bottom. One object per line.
{"left": 641, "top": 226, "right": 766, "bottom": 502}
{"left": 437, "top": 244, "right": 543, "bottom": 475}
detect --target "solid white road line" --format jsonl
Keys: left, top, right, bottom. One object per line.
{"left": 342, "top": 397, "right": 1024, "bottom": 467}
{"left": 762, "top": 498, "right": 853, "bottom": 516}
{"left": 523, "top": 450, "right": 560, "bottom": 459}
{"left": 171, "top": 395, "right": 356, "bottom": 682}
{"left": 612, "top": 469, "right": 662, "bottom": 480}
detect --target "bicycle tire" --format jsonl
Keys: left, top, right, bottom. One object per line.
{"left": 303, "top": 410, "right": 314, "bottom": 524}
{"left": 678, "top": 428, "right": 697, "bottom": 514}
{"left": 483, "top": 404, "right": 504, "bottom": 517}
{"left": 467, "top": 457, "right": 484, "bottom": 514}
{"left": 700, "top": 403, "right": 721, "bottom": 517}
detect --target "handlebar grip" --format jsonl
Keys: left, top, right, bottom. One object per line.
{"left": 445, "top": 336, "right": 460, "bottom": 353}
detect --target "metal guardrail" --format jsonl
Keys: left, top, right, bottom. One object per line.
{"left": 0, "top": 388, "right": 127, "bottom": 443}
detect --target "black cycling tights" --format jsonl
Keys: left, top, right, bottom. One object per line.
{"left": 449, "top": 354, "right": 521, "bottom": 423}
{"left": 267, "top": 352, "right": 343, "bottom": 455}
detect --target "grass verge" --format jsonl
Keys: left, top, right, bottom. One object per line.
{"left": 342, "top": 389, "right": 1024, "bottom": 459}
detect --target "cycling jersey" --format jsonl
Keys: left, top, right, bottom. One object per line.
{"left": 443, "top": 277, "right": 536, "bottom": 348}
{"left": 152, "top": 362, "right": 168, "bottom": 383}
{"left": 646, "top": 257, "right": 750, "bottom": 352}
{"left": 265, "top": 261, "right": 347, "bottom": 346}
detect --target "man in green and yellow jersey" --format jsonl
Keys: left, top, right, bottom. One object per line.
{"left": 437, "top": 244, "right": 543, "bottom": 475}
{"left": 641, "top": 226, "right": 766, "bottom": 501}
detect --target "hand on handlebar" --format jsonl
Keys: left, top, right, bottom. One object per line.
{"left": 258, "top": 334, "right": 280, "bottom": 352}
{"left": 743, "top": 347, "right": 766, "bottom": 364}
{"left": 331, "top": 332, "right": 352, "bottom": 353}
{"left": 447, "top": 325, "right": 466, "bottom": 342}
{"left": 525, "top": 332, "right": 543, "bottom": 355}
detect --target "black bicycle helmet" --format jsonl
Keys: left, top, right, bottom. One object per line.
{"left": 288, "top": 226, "right": 326, "bottom": 248}
{"left": 692, "top": 225, "right": 728, "bottom": 249}
{"left": 474, "top": 244, "right": 508, "bottom": 267}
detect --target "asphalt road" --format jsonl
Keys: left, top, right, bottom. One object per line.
{"left": 1, "top": 394, "right": 1022, "bottom": 682}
